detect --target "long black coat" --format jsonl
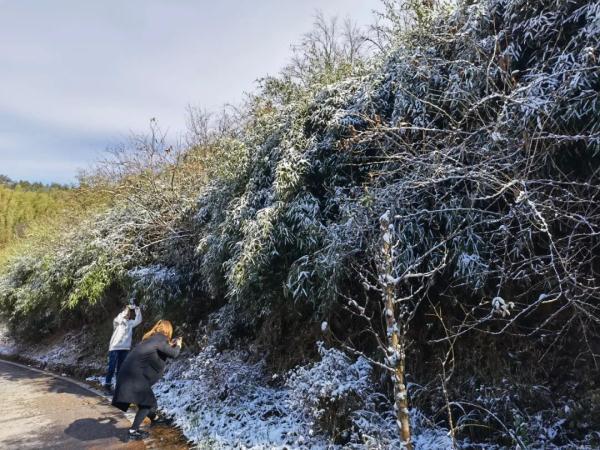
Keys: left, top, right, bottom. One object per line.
{"left": 112, "top": 333, "right": 180, "bottom": 411}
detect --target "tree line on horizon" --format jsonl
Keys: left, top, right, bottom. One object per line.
{"left": 0, "top": 174, "right": 70, "bottom": 191}
{"left": 0, "top": 174, "right": 106, "bottom": 260}
{"left": 0, "top": 176, "right": 71, "bottom": 248}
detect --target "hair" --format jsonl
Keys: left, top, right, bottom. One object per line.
{"left": 142, "top": 320, "right": 173, "bottom": 341}
{"left": 126, "top": 307, "right": 136, "bottom": 320}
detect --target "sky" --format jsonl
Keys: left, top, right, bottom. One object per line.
{"left": 0, "top": 0, "right": 380, "bottom": 184}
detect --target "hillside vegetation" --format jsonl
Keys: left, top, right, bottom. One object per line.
{"left": 0, "top": 178, "right": 70, "bottom": 248}
{"left": 0, "top": 176, "right": 106, "bottom": 266}
{"left": 1, "top": 0, "right": 599, "bottom": 447}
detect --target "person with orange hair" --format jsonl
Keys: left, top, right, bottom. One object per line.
{"left": 111, "top": 319, "right": 182, "bottom": 440}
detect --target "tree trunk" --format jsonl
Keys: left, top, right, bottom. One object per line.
{"left": 380, "top": 210, "right": 413, "bottom": 449}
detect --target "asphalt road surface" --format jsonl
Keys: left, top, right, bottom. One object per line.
{"left": 0, "top": 359, "right": 144, "bottom": 450}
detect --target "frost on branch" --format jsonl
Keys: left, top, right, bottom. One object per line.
{"left": 127, "top": 264, "right": 181, "bottom": 312}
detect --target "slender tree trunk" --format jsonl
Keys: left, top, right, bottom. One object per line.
{"left": 380, "top": 210, "right": 413, "bottom": 449}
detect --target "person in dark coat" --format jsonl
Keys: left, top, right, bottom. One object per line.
{"left": 112, "top": 319, "right": 182, "bottom": 440}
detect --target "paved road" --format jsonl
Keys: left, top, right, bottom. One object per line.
{"left": 0, "top": 359, "right": 144, "bottom": 450}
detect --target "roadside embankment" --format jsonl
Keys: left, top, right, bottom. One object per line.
{"left": 0, "top": 322, "right": 191, "bottom": 449}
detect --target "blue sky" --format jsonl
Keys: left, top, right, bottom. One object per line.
{"left": 0, "top": 0, "right": 379, "bottom": 184}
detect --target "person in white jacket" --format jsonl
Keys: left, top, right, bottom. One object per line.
{"left": 104, "top": 304, "right": 142, "bottom": 391}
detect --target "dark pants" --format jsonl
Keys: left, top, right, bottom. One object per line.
{"left": 132, "top": 405, "right": 157, "bottom": 430}
{"left": 105, "top": 349, "right": 128, "bottom": 385}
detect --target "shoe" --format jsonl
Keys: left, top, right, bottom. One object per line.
{"left": 150, "top": 414, "right": 171, "bottom": 426}
{"left": 103, "top": 384, "right": 113, "bottom": 394}
{"left": 128, "top": 429, "right": 149, "bottom": 440}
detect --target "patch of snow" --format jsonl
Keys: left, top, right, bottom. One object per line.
{"left": 155, "top": 345, "right": 331, "bottom": 449}
{"left": 155, "top": 343, "right": 453, "bottom": 449}
{"left": 128, "top": 265, "right": 178, "bottom": 283}
{"left": 0, "top": 322, "right": 17, "bottom": 355}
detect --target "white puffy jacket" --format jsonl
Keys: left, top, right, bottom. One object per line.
{"left": 108, "top": 307, "right": 142, "bottom": 351}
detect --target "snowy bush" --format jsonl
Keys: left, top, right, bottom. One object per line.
{"left": 155, "top": 345, "right": 326, "bottom": 449}
{"left": 128, "top": 264, "right": 181, "bottom": 313}
{"left": 154, "top": 341, "right": 457, "bottom": 449}
{"left": 287, "top": 342, "right": 372, "bottom": 443}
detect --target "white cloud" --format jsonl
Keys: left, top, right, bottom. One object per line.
{"left": 0, "top": 0, "right": 379, "bottom": 182}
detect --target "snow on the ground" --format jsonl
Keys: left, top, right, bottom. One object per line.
{"left": 0, "top": 323, "right": 103, "bottom": 375}
{"left": 155, "top": 342, "right": 453, "bottom": 449}
{"left": 1, "top": 321, "right": 453, "bottom": 449}
{"left": 155, "top": 345, "right": 328, "bottom": 449}
{"left": 7, "top": 329, "right": 596, "bottom": 449}
{"left": 0, "top": 322, "right": 17, "bottom": 355}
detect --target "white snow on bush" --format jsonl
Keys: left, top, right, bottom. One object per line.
{"left": 155, "top": 343, "right": 453, "bottom": 449}
{"left": 155, "top": 345, "right": 322, "bottom": 449}
{"left": 286, "top": 342, "right": 372, "bottom": 434}
{"left": 128, "top": 264, "right": 179, "bottom": 283}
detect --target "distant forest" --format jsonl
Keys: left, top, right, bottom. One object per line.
{"left": 0, "top": 175, "right": 73, "bottom": 248}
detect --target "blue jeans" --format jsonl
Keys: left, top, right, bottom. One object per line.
{"left": 105, "top": 349, "right": 128, "bottom": 385}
